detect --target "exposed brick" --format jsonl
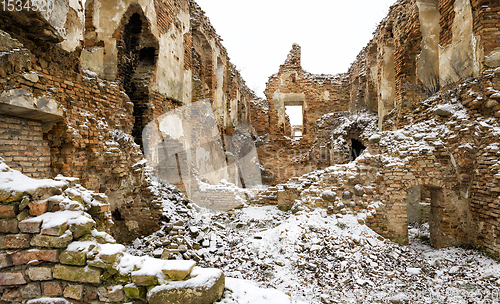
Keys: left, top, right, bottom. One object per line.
{"left": 42, "top": 281, "right": 63, "bottom": 296}
{"left": 0, "top": 205, "right": 16, "bottom": 218}
{"left": 27, "top": 266, "right": 53, "bottom": 281}
{"left": 20, "top": 282, "right": 41, "bottom": 299}
{"left": 0, "top": 271, "right": 28, "bottom": 285}
{"left": 19, "top": 219, "right": 42, "bottom": 233}
{"left": 0, "top": 219, "right": 18, "bottom": 233}
{"left": 11, "top": 249, "right": 59, "bottom": 265}
{"left": 1, "top": 234, "right": 31, "bottom": 249}
{"left": 64, "top": 284, "right": 83, "bottom": 300}
{"left": 29, "top": 201, "right": 48, "bottom": 216}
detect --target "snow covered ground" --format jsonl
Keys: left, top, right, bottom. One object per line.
{"left": 131, "top": 201, "right": 500, "bottom": 304}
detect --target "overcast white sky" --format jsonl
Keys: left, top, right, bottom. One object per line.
{"left": 195, "top": 0, "right": 396, "bottom": 98}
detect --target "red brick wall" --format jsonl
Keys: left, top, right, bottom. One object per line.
{"left": 0, "top": 115, "right": 51, "bottom": 179}
{"left": 472, "top": 0, "right": 500, "bottom": 56}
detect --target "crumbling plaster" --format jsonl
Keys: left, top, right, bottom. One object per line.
{"left": 439, "top": 0, "right": 482, "bottom": 83}
{"left": 81, "top": 0, "right": 194, "bottom": 103}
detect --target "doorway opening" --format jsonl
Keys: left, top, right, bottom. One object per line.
{"left": 406, "top": 185, "right": 442, "bottom": 247}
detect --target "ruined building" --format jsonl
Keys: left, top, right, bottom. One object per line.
{"left": 257, "top": 0, "right": 500, "bottom": 259}
{"left": 0, "top": 0, "right": 259, "bottom": 242}
{"left": 1, "top": 0, "right": 500, "bottom": 302}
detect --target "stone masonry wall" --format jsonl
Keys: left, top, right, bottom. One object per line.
{"left": 0, "top": 162, "right": 224, "bottom": 304}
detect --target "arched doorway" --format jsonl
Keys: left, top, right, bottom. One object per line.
{"left": 117, "top": 5, "right": 159, "bottom": 150}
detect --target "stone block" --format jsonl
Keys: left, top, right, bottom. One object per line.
{"left": 1, "top": 287, "right": 21, "bottom": 302}
{"left": 83, "top": 286, "right": 99, "bottom": 302}
{"left": 0, "top": 219, "right": 18, "bottom": 233}
{"left": 0, "top": 189, "right": 11, "bottom": 202}
{"left": 30, "top": 233, "right": 73, "bottom": 248}
{"left": 124, "top": 283, "right": 145, "bottom": 299}
{"left": 147, "top": 268, "right": 225, "bottom": 304}
{"left": 59, "top": 249, "right": 87, "bottom": 266}
{"left": 0, "top": 253, "right": 13, "bottom": 269}
{"left": 27, "top": 266, "right": 53, "bottom": 281}
{"left": 41, "top": 221, "right": 67, "bottom": 236}
{"left": 1, "top": 234, "right": 31, "bottom": 249}
{"left": 29, "top": 201, "right": 48, "bottom": 216}
{"left": 161, "top": 260, "right": 196, "bottom": 281}
{"left": 0, "top": 271, "right": 28, "bottom": 285}
{"left": 42, "top": 281, "right": 63, "bottom": 296}
{"left": 20, "top": 282, "right": 41, "bottom": 299}
{"left": 19, "top": 218, "right": 42, "bottom": 233}
{"left": 69, "top": 219, "right": 95, "bottom": 239}
{"left": 12, "top": 249, "right": 59, "bottom": 265}
{"left": 0, "top": 205, "right": 16, "bottom": 218}
{"left": 64, "top": 284, "right": 83, "bottom": 300}
{"left": 53, "top": 265, "right": 101, "bottom": 284}
{"left": 98, "top": 285, "right": 125, "bottom": 302}
{"left": 131, "top": 273, "right": 158, "bottom": 286}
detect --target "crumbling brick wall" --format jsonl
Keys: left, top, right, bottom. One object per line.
{"left": 0, "top": 115, "right": 51, "bottom": 179}
{"left": 0, "top": 0, "right": 261, "bottom": 242}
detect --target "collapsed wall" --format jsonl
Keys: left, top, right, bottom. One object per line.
{"left": 0, "top": 160, "right": 224, "bottom": 303}
{"left": 0, "top": 0, "right": 265, "bottom": 241}
{"left": 256, "top": 0, "right": 500, "bottom": 258}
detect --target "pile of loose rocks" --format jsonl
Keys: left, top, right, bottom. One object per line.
{"left": 0, "top": 159, "right": 224, "bottom": 304}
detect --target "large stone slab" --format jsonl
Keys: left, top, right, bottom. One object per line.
{"left": 53, "top": 265, "right": 101, "bottom": 284}
{"left": 147, "top": 267, "right": 224, "bottom": 304}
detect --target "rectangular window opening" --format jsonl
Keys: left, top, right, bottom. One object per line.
{"left": 285, "top": 105, "right": 303, "bottom": 139}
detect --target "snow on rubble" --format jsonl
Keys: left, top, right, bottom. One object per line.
{"left": 131, "top": 197, "right": 500, "bottom": 304}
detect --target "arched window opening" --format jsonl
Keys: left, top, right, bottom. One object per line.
{"left": 117, "top": 7, "right": 159, "bottom": 150}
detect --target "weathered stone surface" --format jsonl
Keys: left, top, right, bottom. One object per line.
{"left": 20, "top": 282, "right": 41, "bottom": 299}
{"left": 27, "top": 266, "right": 53, "bottom": 281}
{"left": 0, "top": 189, "right": 11, "bottom": 202}
{"left": 321, "top": 190, "right": 336, "bottom": 202}
{"left": 147, "top": 268, "right": 225, "bottom": 304}
{"left": 0, "top": 219, "right": 18, "bottom": 233}
{"left": 30, "top": 233, "right": 73, "bottom": 248}
{"left": 1, "top": 234, "right": 31, "bottom": 249}
{"left": 69, "top": 219, "right": 95, "bottom": 239}
{"left": 83, "top": 286, "right": 99, "bottom": 302}
{"left": 0, "top": 253, "right": 13, "bottom": 269}
{"left": 11, "top": 249, "right": 59, "bottom": 265}
{"left": 41, "top": 221, "right": 67, "bottom": 236}
{"left": 2, "top": 287, "right": 21, "bottom": 301}
{"left": 342, "top": 191, "right": 353, "bottom": 199}
{"left": 132, "top": 273, "right": 158, "bottom": 286}
{"left": 64, "top": 284, "right": 83, "bottom": 300}
{"left": 42, "top": 281, "right": 63, "bottom": 296}
{"left": 161, "top": 260, "right": 196, "bottom": 281}
{"left": 29, "top": 201, "right": 48, "bottom": 216}
{"left": 98, "top": 285, "right": 125, "bottom": 302}
{"left": 124, "top": 283, "right": 145, "bottom": 299}
{"left": 19, "top": 218, "right": 42, "bottom": 233}
{"left": 0, "top": 271, "right": 28, "bottom": 285}
{"left": 0, "top": 205, "right": 16, "bottom": 218}
{"left": 53, "top": 264, "right": 101, "bottom": 284}
{"left": 59, "top": 249, "right": 87, "bottom": 266}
